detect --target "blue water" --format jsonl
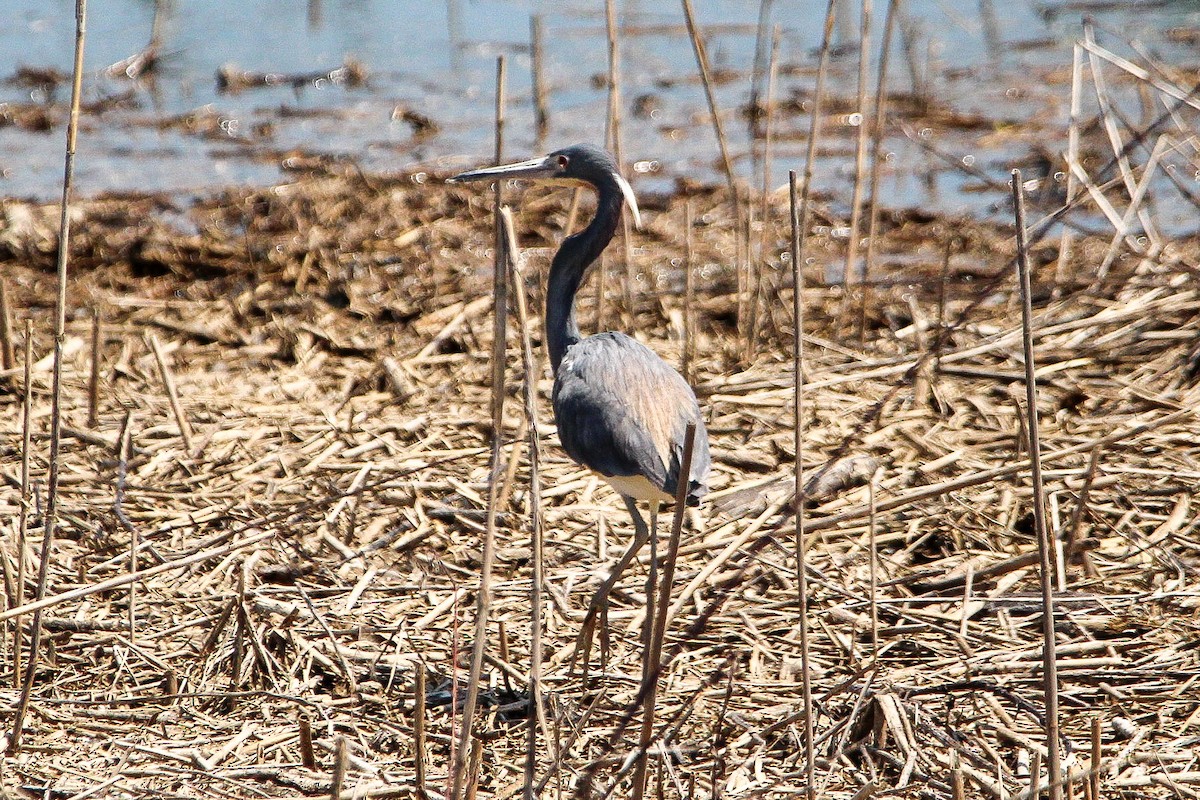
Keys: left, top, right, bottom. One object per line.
{"left": 2, "top": 0, "right": 1198, "bottom": 221}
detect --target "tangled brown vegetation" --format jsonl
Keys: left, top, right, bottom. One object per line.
{"left": 1, "top": 157, "right": 1199, "bottom": 799}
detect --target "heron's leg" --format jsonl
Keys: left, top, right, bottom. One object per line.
{"left": 570, "top": 496, "right": 651, "bottom": 675}
{"left": 640, "top": 500, "right": 660, "bottom": 681}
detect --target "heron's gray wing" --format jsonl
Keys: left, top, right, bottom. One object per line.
{"left": 552, "top": 333, "right": 710, "bottom": 503}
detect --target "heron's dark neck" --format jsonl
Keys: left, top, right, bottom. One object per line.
{"left": 546, "top": 181, "right": 623, "bottom": 372}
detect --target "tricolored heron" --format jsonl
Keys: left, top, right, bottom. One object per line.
{"left": 449, "top": 144, "right": 711, "bottom": 660}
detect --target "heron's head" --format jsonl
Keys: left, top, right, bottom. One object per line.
{"left": 448, "top": 143, "right": 641, "bottom": 229}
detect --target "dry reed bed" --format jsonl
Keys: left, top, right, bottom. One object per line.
{"left": 0, "top": 168, "right": 1199, "bottom": 799}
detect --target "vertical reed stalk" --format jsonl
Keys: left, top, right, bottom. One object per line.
{"left": 330, "top": 736, "right": 347, "bottom": 798}
{"left": 792, "top": 170, "right": 815, "bottom": 800}
{"left": 868, "top": 469, "right": 880, "bottom": 657}
{"left": 843, "top": 0, "right": 873, "bottom": 302}
{"left": 502, "top": 207, "right": 547, "bottom": 800}
{"left": 680, "top": 0, "right": 739, "bottom": 204}
{"left": 117, "top": 411, "right": 136, "bottom": 639}
{"left": 12, "top": 321, "right": 33, "bottom": 689}
{"left": 748, "top": 0, "right": 776, "bottom": 147}
{"left": 1089, "top": 715, "right": 1101, "bottom": 800}
{"left": 0, "top": 280, "right": 14, "bottom": 373}
{"left": 748, "top": 25, "right": 782, "bottom": 359}
{"left": 87, "top": 307, "right": 101, "bottom": 427}
{"left": 682, "top": 201, "right": 696, "bottom": 384}
{"left": 1012, "top": 169, "right": 1062, "bottom": 800}
{"left": 298, "top": 714, "right": 316, "bottom": 770}
{"left": 530, "top": 15, "right": 548, "bottom": 146}
{"left": 1056, "top": 44, "right": 1083, "bottom": 287}
{"left": 791, "top": 10, "right": 836, "bottom": 795}
{"left": 632, "top": 425, "right": 698, "bottom": 800}
{"left": 603, "top": 0, "right": 635, "bottom": 327}
{"left": 861, "top": 0, "right": 902, "bottom": 340}
{"left": 414, "top": 669, "right": 427, "bottom": 791}
{"left": 452, "top": 54, "right": 507, "bottom": 800}
{"left": 7, "top": 0, "right": 87, "bottom": 757}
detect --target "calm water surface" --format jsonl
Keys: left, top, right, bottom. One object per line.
{"left": 2, "top": 0, "right": 1198, "bottom": 221}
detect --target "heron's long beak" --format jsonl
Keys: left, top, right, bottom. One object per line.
{"left": 447, "top": 155, "right": 559, "bottom": 184}
{"left": 448, "top": 154, "right": 642, "bottom": 231}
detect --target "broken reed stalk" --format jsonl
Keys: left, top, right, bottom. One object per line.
{"left": 451, "top": 53, "right": 507, "bottom": 800}
{"left": 631, "top": 424, "right": 698, "bottom": 800}
{"left": 87, "top": 307, "right": 101, "bottom": 427}
{"left": 860, "top": 0, "right": 902, "bottom": 340}
{"left": 330, "top": 735, "right": 347, "bottom": 798}
{"left": 414, "top": 669, "right": 427, "bottom": 792}
{"left": 298, "top": 714, "right": 316, "bottom": 770}
{"left": 145, "top": 333, "right": 194, "bottom": 452}
{"left": 501, "top": 206, "right": 547, "bottom": 800}
{"left": 680, "top": 0, "right": 739, "bottom": 204}
{"left": 0, "top": 279, "right": 14, "bottom": 373}
{"left": 7, "top": 0, "right": 87, "bottom": 757}
{"left": 1011, "top": 168, "right": 1063, "bottom": 800}
{"left": 792, "top": 169, "right": 816, "bottom": 800}
{"left": 530, "top": 14, "right": 548, "bottom": 146}
{"left": 12, "top": 321, "right": 33, "bottom": 689}
{"left": 843, "top": 0, "right": 873, "bottom": 300}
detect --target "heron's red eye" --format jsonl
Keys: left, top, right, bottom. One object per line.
{"left": 557, "top": 154, "right": 569, "bottom": 169}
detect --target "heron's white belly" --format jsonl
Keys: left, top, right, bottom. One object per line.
{"left": 602, "top": 473, "right": 673, "bottom": 503}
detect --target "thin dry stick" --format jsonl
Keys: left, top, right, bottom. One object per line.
{"left": 87, "top": 307, "right": 101, "bottom": 427}
{"left": 502, "top": 207, "right": 547, "bottom": 800}
{"left": 1012, "top": 168, "right": 1062, "bottom": 800}
{"left": 860, "top": 0, "right": 902, "bottom": 340}
{"left": 11, "top": 320, "right": 33, "bottom": 689}
{"left": 0, "top": 279, "right": 14, "bottom": 373}
{"left": 145, "top": 333, "right": 194, "bottom": 452}
{"left": 452, "top": 54, "right": 507, "bottom": 800}
{"left": 7, "top": 0, "right": 87, "bottom": 757}
{"left": 631, "top": 424, "right": 699, "bottom": 800}
{"left": 680, "top": 0, "right": 739, "bottom": 201}
{"left": 530, "top": 15, "right": 548, "bottom": 146}
{"left": 843, "top": 0, "right": 873, "bottom": 301}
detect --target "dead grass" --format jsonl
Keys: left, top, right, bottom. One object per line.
{"left": 0, "top": 154, "right": 1199, "bottom": 799}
